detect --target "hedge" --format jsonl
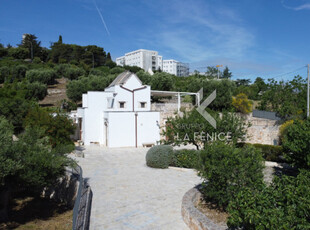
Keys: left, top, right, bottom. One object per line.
{"left": 145, "top": 145, "right": 173, "bottom": 169}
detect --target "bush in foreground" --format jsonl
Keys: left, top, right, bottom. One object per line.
{"left": 145, "top": 145, "right": 173, "bottom": 169}
{"left": 170, "top": 149, "right": 199, "bottom": 168}
{"left": 197, "top": 141, "right": 264, "bottom": 209}
{"left": 227, "top": 170, "right": 310, "bottom": 229}
{"left": 282, "top": 119, "right": 310, "bottom": 169}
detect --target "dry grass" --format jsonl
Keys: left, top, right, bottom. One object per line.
{"left": 196, "top": 199, "right": 229, "bottom": 227}
{"left": 0, "top": 196, "right": 72, "bottom": 230}
{"left": 39, "top": 78, "right": 69, "bottom": 107}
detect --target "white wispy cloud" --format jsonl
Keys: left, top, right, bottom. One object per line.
{"left": 282, "top": 0, "right": 310, "bottom": 11}
{"left": 139, "top": 0, "right": 254, "bottom": 63}
{"left": 93, "top": 0, "right": 110, "bottom": 36}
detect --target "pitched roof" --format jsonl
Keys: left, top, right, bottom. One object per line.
{"left": 108, "top": 71, "right": 142, "bottom": 87}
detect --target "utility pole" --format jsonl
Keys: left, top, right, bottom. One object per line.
{"left": 92, "top": 52, "right": 95, "bottom": 69}
{"left": 29, "top": 41, "right": 33, "bottom": 61}
{"left": 216, "top": 65, "right": 223, "bottom": 79}
{"left": 307, "top": 64, "right": 309, "bottom": 118}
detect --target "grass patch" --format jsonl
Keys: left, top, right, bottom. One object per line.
{"left": 0, "top": 194, "right": 72, "bottom": 230}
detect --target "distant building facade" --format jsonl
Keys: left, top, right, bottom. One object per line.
{"left": 163, "top": 59, "right": 189, "bottom": 77}
{"left": 116, "top": 49, "right": 163, "bottom": 72}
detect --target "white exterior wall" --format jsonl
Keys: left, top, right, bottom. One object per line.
{"left": 107, "top": 111, "right": 160, "bottom": 147}
{"left": 81, "top": 91, "right": 113, "bottom": 145}
{"left": 78, "top": 72, "right": 160, "bottom": 147}
{"left": 116, "top": 56, "right": 125, "bottom": 66}
{"left": 116, "top": 49, "right": 162, "bottom": 72}
{"left": 163, "top": 59, "right": 189, "bottom": 77}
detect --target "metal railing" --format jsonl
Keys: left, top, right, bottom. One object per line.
{"left": 72, "top": 165, "right": 93, "bottom": 230}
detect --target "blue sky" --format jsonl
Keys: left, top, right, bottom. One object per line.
{"left": 0, "top": 0, "right": 309, "bottom": 80}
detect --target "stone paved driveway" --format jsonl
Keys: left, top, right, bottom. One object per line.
{"left": 74, "top": 145, "right": 202, "bottom": 230}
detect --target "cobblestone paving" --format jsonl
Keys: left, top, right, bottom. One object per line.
{"left": 74, "top": 145, "right": 202, "bottom": 230}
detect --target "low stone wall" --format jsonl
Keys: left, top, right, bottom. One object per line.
{"left": 42, "top": 169, "right": 80, "bottom": 208}
{"left": 181, "top": 186, "right": 227, "bottom": 230}
{"left": 244, "top": 113, "right": 280, "bottom": 145}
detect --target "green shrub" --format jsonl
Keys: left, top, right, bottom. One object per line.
{"left": 227, "top": 170, "right": 310, "bottom": 229}
{"left": 26, "top": 68, "right": 56, "bottom": 85}
{"left": 20, "top": 81, "right": 47, "bottom": 101}
{"left": 170, "top": 149, "right": 199, "bottom": 168}
{"left": 252, "top": 144, "right": 284, "bottom": 162}
{"left": 63, "top": 66, "right": 85, "bottom": 80}
{"left": 236, "top": 143, "right": 285, "bottom": 162}
{"left": 198, "top": 141, "right": 264, "bottom": 209}
{"left": 8, "top": 47, "right": 29, "bottom": 59}
{"left": 145, "top": 145, "right": 173, "bottom": 169}
{"left": 11, "top": 65, "right": 28, "bottom": 81}
{"left": 0, "top": 66, "right": 10, "bottom": 83}
{"left": 282, "top": 119, "right": 310, "bottom": 169}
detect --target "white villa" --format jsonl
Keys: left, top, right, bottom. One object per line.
{"left": 76, "top": 71, "right": 160, "bottom": 147}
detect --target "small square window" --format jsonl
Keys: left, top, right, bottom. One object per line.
{"left": 140, "top": 102, "right": 146, "bottom": 108}
{"left": 119, "top": 101, "right": 125, "bottom": 108}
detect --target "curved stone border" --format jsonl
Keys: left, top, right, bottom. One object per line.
{"left": 181, "top": 185, "right": 227, "bottom": 230}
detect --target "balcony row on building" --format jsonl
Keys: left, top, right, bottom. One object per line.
{"left": 116, "top": 49, "right": 189, "bottom": 77}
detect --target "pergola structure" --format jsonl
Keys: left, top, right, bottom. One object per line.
{"left": 151, "top": 90, "right": 201, "bottom": 112}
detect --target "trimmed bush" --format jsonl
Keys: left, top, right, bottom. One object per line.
{"left": 170, "top": 149, "right": 199, "bottom": 168}
{"left": 198, "top": 141, "right": 264, "bottom": 209}
{"left": 145, "top": 145, "right": 173, "bottom": 169}
{"left": 227, "top": 170, "right": 310, "bottom": 229}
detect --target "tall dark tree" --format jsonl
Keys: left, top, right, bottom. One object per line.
{"left": 107, "top": 52, "right": 111, "bottom": 60}
{"left": 222, "top": 66, "right": 232, "bottom": 79}
{"left": 58, "top": 35, "right": 63, "bottom": 44}
{"left": 18, "top": 34, "right": 43, "bottom": 60}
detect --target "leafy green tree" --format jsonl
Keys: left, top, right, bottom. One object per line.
{"left": 202, "top": 79, "right": 236, "bottom": 110}
{"left": 14, "top": 126, "right": 74, "bottom": 193}
{"left": 0, "top": 47, "right": 8, "bottom": 57}
{"left": 198, "top": 142, "right": 264, "bottom": 209}
{"left": 110, "top": 66, "right": 125, "bottom": 74}
{"left": 63, "top": 66, "right": 85, "bottom": 80}
{"left": 205, "top": 66, "right": 219, "bottom": 78}
{"left": 66, "top": 78, "right": 88, "bottom": 102}
{"left": 0, "top": 117, "right": 21, "bottom": 187}
{"left": 150, "top": 72, "right": 174, "bottom": 91}
{"left": 222, "top": 66, "right": 232, "bottom": 78}
{"left": 24, "top": 107, "right": 75, "bottom": 148}
{"left": 17, "top": 81, "right": 48, "bottom": 100}
{"left": 0, "top": 66, "right": 10, "bottom": 83}
{"left": 0, "top": 85, "right": 34, "bottom": 132}
{"left": 19, "top": 34, "right": 43, "bottom": 60}
{"left": 258, "top": 76, "right": 306, "bottom": 119}
{"left": 162, "top": 109, "right": 248, "bottom": 150}
{"left": 123, "top": 65, "right": 143, "bottom": 73}
{"left": 8, "top": 47, "right": 29, "bottom": 59}
{"left": 254, "top": 77, "right": 267, "bottom": 92}
{"left": 66, "top": 74, "right": 115, "bottom": 102}
{"left": 11, "top": 64, "right": 28, "bottom": 81}
{"left": 136, "top": 70, "right": 151, "bottom": 85}
{"left": 26, "top": 68, "right": 57, "bottom": 84}
{"left": 282, "top": 119, "right": 310, "bottom": 169}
